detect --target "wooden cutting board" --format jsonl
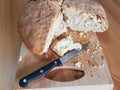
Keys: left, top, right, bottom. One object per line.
{"left": 14, "top": 33, "right": 113, "bottom": 89}
{"left": 1, "top": 0, "right": 120, "bottom": 90}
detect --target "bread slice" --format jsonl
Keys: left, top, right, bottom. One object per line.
{"left": 52, "top": 35, "right": 82, "bottom": 56}
{"left": 19, "top": 0, "right": 108, "bottom": 56}
{"left": 51, "top": 28, "right": 91, "bottom": 56}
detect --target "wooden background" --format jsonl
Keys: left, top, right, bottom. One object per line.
{"left": 0, "top": 0, "right": 120, "bottom": 90}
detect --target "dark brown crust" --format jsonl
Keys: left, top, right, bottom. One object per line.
{"left": 18, "top": 0, "right": 60, "bottom": 55}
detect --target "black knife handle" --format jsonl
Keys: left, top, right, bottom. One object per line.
{"left": 19, "top": 59, "right": 62, "bottom": 87}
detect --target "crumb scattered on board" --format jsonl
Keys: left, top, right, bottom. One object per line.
{"left": 64, "top": 32, "right": 105, "bottom": 78}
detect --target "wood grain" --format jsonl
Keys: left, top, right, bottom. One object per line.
{"left": 0, "top": 0, "right": 28, "bottom": 90}
{"left": 97, "top": 0, "right": 120, "bottom": 89}
{"left": 0, "top": 0, "right": 120, "bottom": 90}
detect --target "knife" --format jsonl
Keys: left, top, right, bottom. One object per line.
{"left": 19, "top": 42, "right": 90, "bottom": 87}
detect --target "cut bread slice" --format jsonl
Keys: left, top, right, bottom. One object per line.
{"left": 51, "top": 28, "right": 91, "bottom": 56}
{"left": 52, "top": 35, "right": 82, "bottom": 56}
{"left": 19, "top": 0, "right": 108, "bottom": 56}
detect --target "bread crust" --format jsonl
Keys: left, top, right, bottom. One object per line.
{"left": 19, "top": 0, "right": 61, "bottom": 55}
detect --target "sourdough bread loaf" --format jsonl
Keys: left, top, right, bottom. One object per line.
{"left": 18, "top": 0, "right": 108, "bottom": 56}
{"left": 19, "top": 0, "right": 63, "bottom": 55}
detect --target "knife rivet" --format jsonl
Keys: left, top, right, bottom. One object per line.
{"left": 23, "top": 79, "right": 27, "bottom": 83}
{"left": 40, "top": 70, "right": 44, "bottom": 73}
{"left": 54, "top": 61, "right": 57, "bottom": 65}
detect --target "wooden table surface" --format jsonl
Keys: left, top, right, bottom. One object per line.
{"left": 0, "top": 0, "right": 120, "bottom": 90}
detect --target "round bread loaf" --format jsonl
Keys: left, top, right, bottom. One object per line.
{"left": 18, "top": 0, "right": 62, "bottom": 55}
{"left": 18, "top": 0, "right": 108, "bottom": 56}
